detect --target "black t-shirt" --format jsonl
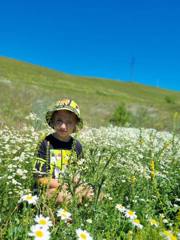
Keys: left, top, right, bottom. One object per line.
{"left": 35, "top": 134, "right": 83, "bottom": 178}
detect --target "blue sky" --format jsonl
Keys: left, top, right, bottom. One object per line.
{"left": 1, "top": 0, "right": 180, "bottom": 91}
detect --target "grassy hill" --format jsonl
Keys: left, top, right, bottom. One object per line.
{"left": 0, "top": 56, "right": 180, "bottom": 131}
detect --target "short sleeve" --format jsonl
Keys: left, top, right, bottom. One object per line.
{"left": 75, "top": 140, "right": 83, "bottom": 158}
{"left": 37, "top": 140, "right": 47, "bottom": 160}
{"left": 34, "top": 140, "right": 49, "bottom": 174}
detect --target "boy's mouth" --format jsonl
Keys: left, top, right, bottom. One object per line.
{"left": 59, "top": 129, "right": 68, "bottom": 134}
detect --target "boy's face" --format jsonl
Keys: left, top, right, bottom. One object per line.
{"left": 53, "top": 110, "right": 78, "bottom": 141}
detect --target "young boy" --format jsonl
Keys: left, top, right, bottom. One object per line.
{"left": 34, "top": 98, "right": 93, "bottom": 203}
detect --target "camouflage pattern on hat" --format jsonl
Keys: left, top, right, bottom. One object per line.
{"left": 46, "top": 98, "right": 83, "bottom": 129}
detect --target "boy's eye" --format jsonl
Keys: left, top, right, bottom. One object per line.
{"left": 56, "top": 120, "right": 63, "bottom": 124}
{"left": 55, "top": 119, "right": 73, "bottom": 126}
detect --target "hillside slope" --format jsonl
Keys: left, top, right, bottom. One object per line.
{"left": 0, "top": 56, "right": 180, "bottom": 130}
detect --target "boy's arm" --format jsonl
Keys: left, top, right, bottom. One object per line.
{"left": 33, "top": 139, "right": 51, "bottom": 186}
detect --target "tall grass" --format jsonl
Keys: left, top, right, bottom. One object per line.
{"left": 0, "top": 115, "right": 179, "bottom": 239}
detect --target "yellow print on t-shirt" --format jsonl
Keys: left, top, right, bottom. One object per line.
{"left": 50, "top": 149, "right": 72, "bottom": 178}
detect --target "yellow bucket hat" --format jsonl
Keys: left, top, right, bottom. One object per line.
{"left": 46, "top": 98, "right": 83, "bottom": 129}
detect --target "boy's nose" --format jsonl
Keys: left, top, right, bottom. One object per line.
{"left": 60, "top": 122, "right": 67, "bottom": 129}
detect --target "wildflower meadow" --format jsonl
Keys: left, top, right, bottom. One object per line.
{"left": 0, "top": 114, "right": 180, "bottom": 239}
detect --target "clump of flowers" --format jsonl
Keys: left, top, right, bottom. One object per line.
{"left": 115, "top": 203, "right": 138, "bottom": 219}
{"left": 116, "top": 204, "right": 143, "bottom": 229}
{"left": 28, "top": 214, "right": 53, "bottom": 240}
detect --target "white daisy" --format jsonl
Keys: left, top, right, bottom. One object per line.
{"left": 76, "top": 228, "right": 93, "bottom": 240}
{"left": 131, "top": 218, "right": 143, "bottom": 229}
{"left": 56, "top": 208, "right": 72, "bottom": 221}
{"left": 34, "top": 215, "right": 53, "bottom": 229}
{"left": 20, "top": 193, "right": 38, "bottom": 205}
{"left": 28, "top": 224, "right": 50, "bottom": 240}
{"left": 125, "top": 210, "right": 137, "bottom": 219}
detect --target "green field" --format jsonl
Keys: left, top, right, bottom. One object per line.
{"left": 0, "top": 123, "right": 179, "bottom": 239}
{"left": 0, "top": 57, "right": 180, "bottom": 239}
{"left": 0, "top": 56, "right": 180, "bottom": 131}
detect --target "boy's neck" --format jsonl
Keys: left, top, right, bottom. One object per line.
{"left": 52, "top": 132, "right": 71, "bottom": 142}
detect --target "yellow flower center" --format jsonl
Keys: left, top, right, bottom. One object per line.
{"left": 62, "top": 210, "right": 68, "bottom": 218}
{"left": 35, "top": 230, "right": 44, "bottom": 238}
{"left": 134, "top": 219, "right": 140, "bottom": 224}
{"left": 39, "top": 219, "right": 47, "bottom": 225}
{"left": 128, "top": 211, "right": 134, "bottom": 216}
{"left": 80, "top": 233, "right": 87, "bottom": 240}
{"left": 26, "top": 195, "right": 33, "bottom": 200}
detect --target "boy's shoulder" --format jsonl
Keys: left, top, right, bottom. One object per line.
{"left": 39, "top": 133, "right": 51, "bottom": 142}
{"left": 72, "top": 137, "right": 83, "bottom": 157}
{"left": 45, "top": 133, "right": 53, "bottom": 142}
{"left": 37, "top": 134, "right": 52, "bottom": 148}
{"left": 73, "top": 137, "right": 82, "bottom": 148}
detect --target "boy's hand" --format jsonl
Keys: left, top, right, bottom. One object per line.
{"left": 38, "top": 178, "right": 95, "bottom": 204}
{"left": 38, "top": 177, "right": 49, "bottom": 186}
{"left": 46, "top": 183, "right": 71, "bottom": 204}
{"left": 38, "top": 178, "right": 60, "bottom": 188}
{"left": 49, "top": 179, "right": 60, "bottom": 188}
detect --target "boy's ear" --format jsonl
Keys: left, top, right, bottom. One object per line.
{"left": 73, "top": 117, "right": 81, "bottom": 133}
{"left": 50, "top": 118, "right": 55, "bottom": 129}
{"left": 73, "top": 126, "right": 77, "bottom": 133}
